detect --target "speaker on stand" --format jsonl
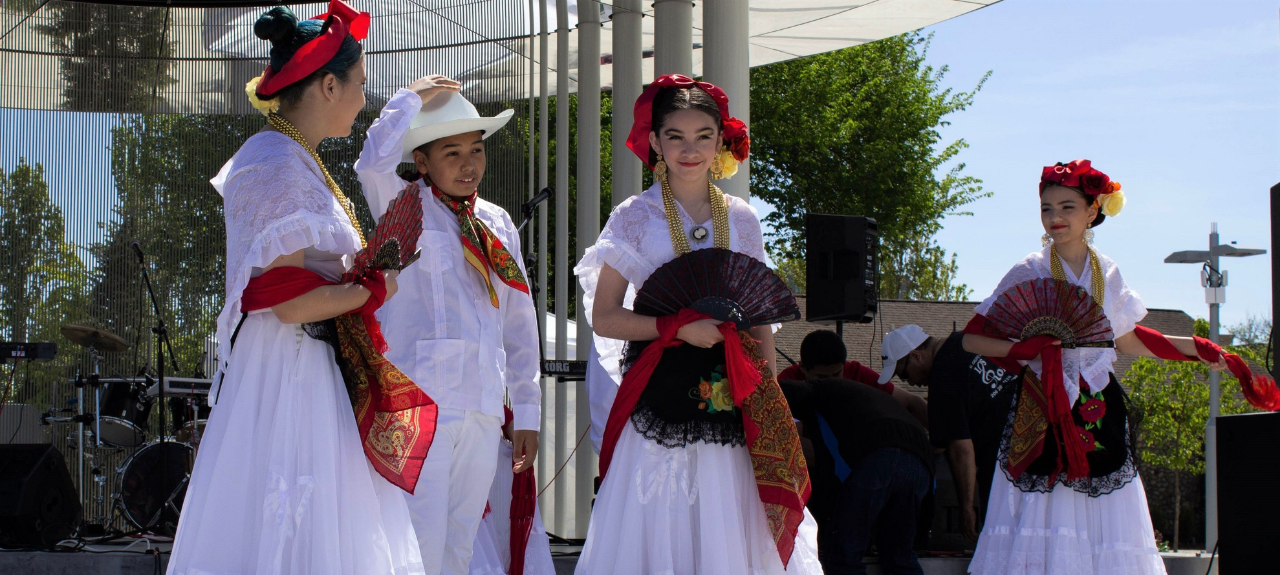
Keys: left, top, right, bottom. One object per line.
{"left": 805, "top": 214, "right": 879, "bottom": 332}
{"left": 0, "top": 444, "right": 82, "bottom": 548}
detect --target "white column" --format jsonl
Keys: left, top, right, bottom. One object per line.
{"left": 536, "top": 0, "right": 552, "bottom": 514}
{"left": 553, "top": 0, "right": 572, "bottom": 537}
{"left": 575, "top": 0, "right": 603, "bottom": 539}
{"left": 611, "top": 0, "right": 644, "bottom": 206}
{"left": 654, "top": 0, "right": 693, "bottom": 77}
{"left": 702, "top": 0, "right": 751, "bottom": 200}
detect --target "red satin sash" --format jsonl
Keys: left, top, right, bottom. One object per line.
{"left": 1133, "top": 325, "right": 1280, "bottom": 411}
{"left": 598, "top": 310, "right": 810, "bottom": 566}
{"left": 240, "top": 266, "right": 437, "bottom": 493}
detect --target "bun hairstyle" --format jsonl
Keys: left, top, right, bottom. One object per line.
{"left": 648, "top": 86, "right": 721, "bottom": 167}
{"left": 253, "top": 6, "right": 363, "bottom": 108}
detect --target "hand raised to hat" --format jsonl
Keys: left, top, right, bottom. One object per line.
{"left": 407, "top": 74, "right": 461, "bottom": 105}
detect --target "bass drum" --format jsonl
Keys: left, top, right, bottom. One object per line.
{"left": 118, "top": 441, "right": 193, "bottom": 535}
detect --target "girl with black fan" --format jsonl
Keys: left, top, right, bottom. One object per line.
{"left": 960, "top": 160, "right": 1226, "bottom": 575}
{"left": 573, "top": 75, "right": 821, "bottom": 574}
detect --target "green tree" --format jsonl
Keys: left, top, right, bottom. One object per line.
{"left": 1125, "top": 354, "right": 1257, "bottom": 549}
{"left": 749, "top": 33, "right": 989, "bottom": 301}
{"left": 90, "top": 114, "right": 257, "bottom": 375}
{"left": 32, "top": 2, "right": 177, "bottom": 112}
{"left": 0, "top": 161, "right": 86, "bottom": 342}
{"left": 0, "top": 160, "right": 89, "bottom": 404}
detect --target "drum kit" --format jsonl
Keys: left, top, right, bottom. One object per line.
{"left": 43, "top": 324, "right": 212, "bottom": 537}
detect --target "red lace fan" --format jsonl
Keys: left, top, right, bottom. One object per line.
{"left": 984, "top": 278, "right": 1115, "bottom": 348}
{"left": 633, "top": 248, "right": 800, "bottom": 329}
{"left": 344, "top": 183, "right": 423, "bottom": 282}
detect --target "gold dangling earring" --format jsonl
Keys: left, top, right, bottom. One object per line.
{"left": 1085, "top": 224, "right": 1095, "bottom": 244}
{"left": 709, "top": 148, "right": 725, "bottom": 180}
{"left": 1041, "top": 233, "right": 1052, "bottom": 247}
{"left": 654, "top": 153, "right": 668, "bottom": 181}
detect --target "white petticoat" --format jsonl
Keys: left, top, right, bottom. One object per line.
{"left": 968, "top": 470, "right": 1165, "bottom": 575}
{"left": 168, "top": 314, "right": 424, "bottom": 575}
{"left": 574, "top": 424, "right": 823, "bottom": 575}
{"left": 468, "top": 441, "right": 556, "bottom": 575}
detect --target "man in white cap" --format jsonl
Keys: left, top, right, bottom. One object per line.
{"left": 355, "top": 75, "right": 541, "bottom": 575}
{"left": 880, "top": 324, "right": 1020, "bottom": 544}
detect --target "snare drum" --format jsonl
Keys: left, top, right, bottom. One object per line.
{"left": 97, "top": 380, "right": 151, "bottom": 447}
{"left": 118, "top": 441, "right": 193, "bottom": 535}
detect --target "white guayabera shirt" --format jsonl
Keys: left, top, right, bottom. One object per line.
{"left": 355, "top": 88, "right": 542, "bottom": 431}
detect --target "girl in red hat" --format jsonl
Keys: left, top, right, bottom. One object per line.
{"left": 168, "top": 4, "right": 425, "bottom": 574}
{"left": 573, "top": 75, "right": 821, "bottom": 575}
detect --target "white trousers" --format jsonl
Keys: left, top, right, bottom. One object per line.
{"left": 403, "top": 407, "right": 503, "bottom": 575}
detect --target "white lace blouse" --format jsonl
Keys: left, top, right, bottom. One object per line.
{"left": 573, "top": 183, "right": 762, "bottom": 384}
{"left": 974, "top": 245, "right": 1147, "bottom": 403}
{"left": 210, "top": 131, "right": 363, "bottom": 384}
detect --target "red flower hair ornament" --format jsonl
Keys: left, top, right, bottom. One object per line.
{"left": 625, "top": 74, "right": 750, "bottom": 171}
{"left": 1040, "top": 159, "right": 1127, "bottom": 218}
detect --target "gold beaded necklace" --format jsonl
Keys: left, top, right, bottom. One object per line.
{"left": 1050, "top": 244, "right": 1105, "bottom": 307}
{"left": 661, "top": 176, "right": 730, "bottom": 255}
{"left": 268, "top": 112, "right": 366, "bottom": 247}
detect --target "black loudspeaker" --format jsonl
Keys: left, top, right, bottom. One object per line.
{"left": 0, "top": 444, "right": 81, "bottom": 547}
{"left": 1217, "top": 411, "right": 1280, "bottom": 574}
{"left": 1271, "top": 182, "right": 1278, "bottom": 333}
{"left": 805, "top": 214, "right": 878, "bottom": 323}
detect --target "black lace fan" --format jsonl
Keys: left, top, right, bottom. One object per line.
{"left": 632, "top": 248, "right": 800, "bottom": 329}
{"left": 983, "top": 278, "right": 1114, "bottom": 349}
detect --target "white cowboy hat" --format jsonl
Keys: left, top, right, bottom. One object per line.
{"left": 400, "top": 91, "right": 514, "bottom": 162}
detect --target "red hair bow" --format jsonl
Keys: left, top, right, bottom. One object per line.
{"left": 1039, "top": 159, "right": 1118, "bottom": 198}
{"left": 625, "top": 74, "right": 750, "bottom": 169}
{"left": 256, "top": 0, "right": 370, "bottom": 98}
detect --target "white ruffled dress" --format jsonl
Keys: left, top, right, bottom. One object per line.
{"left": 572, "top": 184, "right": 822, "bottom": 575}
{"left": 167, "top": 132, "right": 424, "bottom": 575}
{"left": 968, "top": 246, "right": 1165, "bottom": 575}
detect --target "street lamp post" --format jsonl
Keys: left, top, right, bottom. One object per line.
{"left": 1164, "top": 222, "right": 1266, "bottom": 556}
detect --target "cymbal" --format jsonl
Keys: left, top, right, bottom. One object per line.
{"left": 60, "top": 324, "right": 130, "bottom": 353}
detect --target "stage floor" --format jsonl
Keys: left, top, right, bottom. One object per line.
{"left": 0, "top": 542, "right": 1218, "bottom": 575}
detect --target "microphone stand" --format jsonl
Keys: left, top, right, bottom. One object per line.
{"left": 517, "top": 188, "right": 553, "bottom": 360}
{"left": 131, "top": 243, "right": 181, "bottom": 535}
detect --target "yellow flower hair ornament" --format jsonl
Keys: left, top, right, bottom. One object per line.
{"left": 245, "top": 74, "right": 280, "bottom": 116}
{"left": 1098, "top": 181, "right": 1126, "bottom": 217}
{"left": 709, "top": 146, "right": 740, "bottom": 180}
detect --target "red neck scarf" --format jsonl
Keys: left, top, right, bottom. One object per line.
{"left": 598, "top": 310, "right": 810, "bottom": 567}
{"left": 431, "top": 187, "right": 529, "bottom": 308}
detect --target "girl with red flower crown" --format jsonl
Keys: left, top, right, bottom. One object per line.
{"left": 961, "top": 160, "right": 1227, "bottom": 575}
{"left": 572, "top": 75, "right": 822, "bottom": 574}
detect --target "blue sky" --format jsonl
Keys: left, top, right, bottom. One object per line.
{"left": 915, "top": 0, "right": 1277, "bottom": 330}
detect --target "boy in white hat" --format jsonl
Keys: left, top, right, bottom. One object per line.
{"left": 355, "top": 75, "right": 541, "bottom": 575}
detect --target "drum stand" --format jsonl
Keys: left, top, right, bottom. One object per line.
{"left": 69, "top": 346, "right": 103, "bottom": 509}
